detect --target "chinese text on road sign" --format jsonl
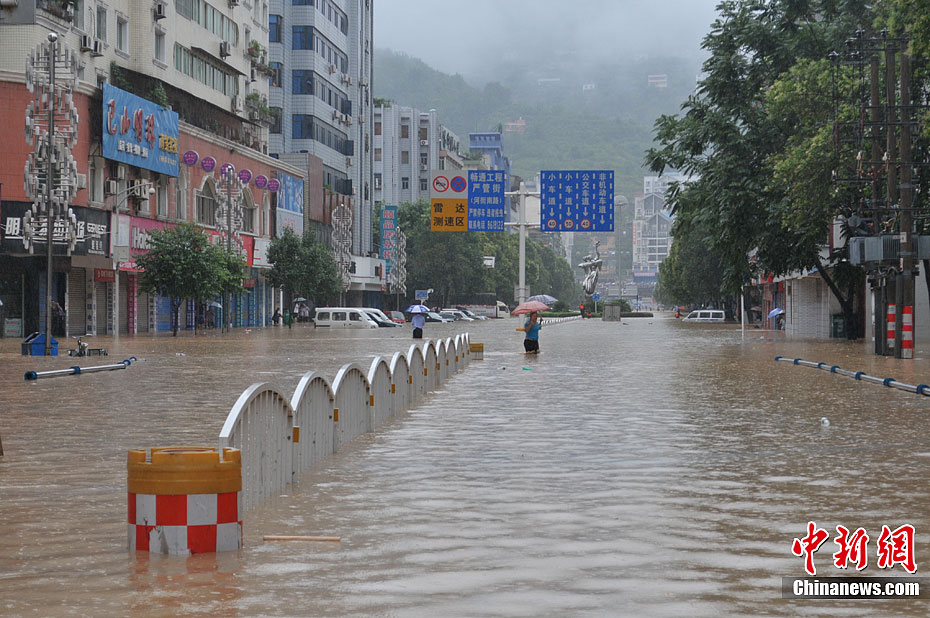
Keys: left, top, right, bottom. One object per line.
{"left": 540, "top": 170, "right": 614, "bottom": 232}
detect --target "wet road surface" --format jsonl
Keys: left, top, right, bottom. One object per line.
{"left": 1, "top": 316, "right": 929, "bottom": 616}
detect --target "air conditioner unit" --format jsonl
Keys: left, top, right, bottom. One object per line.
{"left": 419, "top": 164, "right": 427, "bottom": 172}
{"left": 342, "top": 113, "right": 350, "bottom": 124}
{"left": 374, "top": 177, "right": 381, "bottom": 189}
{"left": 220, "top": 41, "right": 231, "bottom": 59}
{"left": 419, "top": 139, "right": 428, "bottom": 146}
{"left": 91, "top": 39, "right": 104, "bottom": 57}
{"left": 154, "top": 1, "right": 167, "bottom": 20}
{"left": 358, "top": 115, "right": 365, "bottom": 124}
{"left": 328, "top": 63, "right": 336, "bottom": 74}
{"left": 231, "top": 97, "right": 241, "bottom": 112}
{"left": 80, "top": 35, "right": 93, "bottom": 52}
{"left": 359, "top": 78, "right": 368, "bottom": 88}
{"left": 105, "top": 179, "right": 118, "bottom": 195}
{"left": 116, "top": 166, "right": 126, "bottom": 180}
{"left": 77, "top": 173, "right": 87, "bottom": 189}
{"left": 249, "top": 110, "right": 260, "bottom": 121}
{"left": 346, "top": 157, "right": 352, "bottom": 167}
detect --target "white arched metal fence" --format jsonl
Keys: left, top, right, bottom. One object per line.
{"left": 217, "top": 335, "right": 472, "bottom": 514}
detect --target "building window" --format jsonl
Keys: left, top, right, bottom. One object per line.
{"left": 419, "top": 127, "right": 427, "bottom": 141}
{"left": 420, "top": 152, "right": 427, "bottom": 166}
{"left": 374, "top": 121, "right": 381, "bottom": 135}
{"left": 292, "top": 25, "right": 312, "bottom": 50}
{"left": 196, "top": 185, "right": 217, "bottom": 226}
{"left": 292, "top": 114, "right": 312, "bottom": 139}
{"left": 74, "top": 0, "right": 85, "bottom": 30}
{"left": 401, "top": 124, "right": 409, "bottom": 138}
{"left": 292, "top": 69, "right": 312, "bottom": 94}
{"left": 269, "top": 61, "right": 283, "bottom": 88}
{"left": 241, "top": 202, "right": 254, "bottom": 233}
{"left": 116, "top": 17, "right": 128, "bottom": 52}
{"left": 401, "top": 151, "right": 409, "bottom": 164}
{"left": 419, "top": 178, "right": 427, "bottom": 192}
{"left": 269, "top": 15, "right": 281, "bottom": 42}
{"left": 374, "top": 148, "right": 381, "bottom": 161}
{"left": 156, "top": 179, "right": 168, "bottom": 217}
{"left": 96, "top": 6, "right": 107, "bottom": 41}
{"left": 401, "top": 177, "right": 409, "bottom": 190}
{"left": 154, "top": 30, "right": 166, "bottom": 63}
{"left": 270, "top": 107, "right": 282, "bottom": 133}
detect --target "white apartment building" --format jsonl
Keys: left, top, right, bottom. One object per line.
{"left": 372, "top": 104, "right": 460, "bottom": 206}
{"left": 267, "top": 0, "right": 373, "bottom": 254}
{"left": 633, "top": 175, "right": 683, "bottom": 284}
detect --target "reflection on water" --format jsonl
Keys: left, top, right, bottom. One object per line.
{"left": 1, "top": 317, "right": 929, "bottom": 616}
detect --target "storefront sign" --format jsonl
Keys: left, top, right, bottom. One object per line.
{"left": 201, "top": 156, "right": 216, "bottom": 172}
{"left": 380, "top": 204, "right": 397, "bottom": 274}
{"left": 267, "top": 178, "right": 280, "bottom": 192}
{"left": 102, "top": 84, "right": 179, "bottom": 177}
{"left": 1, "top": 203, "right": 110, "bottom": 256}
{"left": 238, "top": 169, "right": 253, "bottom": 184}
{"left": 182, "top": 150, "right": 199, "bottom": 166}
{"left": 252, "top": 237, "right": 271, "bottom": 268}
{"left": 254, "top": 175, "right": 268, "bottom": 189}
{"left": 94, "top": 268, "right": 116, "bottom": 283}
{"left": 242, "top": 278, "right": 255, "bottom": 288}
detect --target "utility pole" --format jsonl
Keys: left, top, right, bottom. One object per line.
{"left": 504, "top": 181, "right": 540, "bottom": 305}
{"left": 899, "top": 52, "right": 915, "bottom": 359}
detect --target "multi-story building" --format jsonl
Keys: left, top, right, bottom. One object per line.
{"left": 0, "top": 0, "right": 309, "bottom": 337}
{"left": 267, "top": 0, "right": 374, "bottom": 289}
{"left": 372, "top": 104, "right": 460, "bottom": 207}
{"left": 632, "top": 174, "right": 684, "bottom": 286}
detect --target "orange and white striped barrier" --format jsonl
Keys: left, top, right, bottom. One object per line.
{"left": 902, "top": 305, "right": 914, "bottom": 359}
{"left": 127, "top": 447, "right": 242, "bottom": 555}
{"left": 887, "top": 304, "right": 896, "bottom": 352}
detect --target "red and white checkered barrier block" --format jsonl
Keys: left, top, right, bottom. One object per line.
{"left": 128, "top": 447, "right": 242, "bottom": 555}
{"left": 128, "top": 491, "right": 242, "bottom": 554}
{"left": 902, "top": 305, "right": 914, "bottom": 360}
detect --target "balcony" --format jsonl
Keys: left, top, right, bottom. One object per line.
{"left": 37, "top": 0, "right": 74, "bottom": 20}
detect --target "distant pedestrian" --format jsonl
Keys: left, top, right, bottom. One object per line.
{"left": 206, "top": 306, "right": 216, "bottom": 329}
{"left": 299, "top": 304, "right": 310, "bottom": 323}
{"left": 517, "top": 311, "right": 541, "bottom": 354}
{"left": 272, "top": 307, "right": 281, "bottom": 325}
{"left": 411, "top": 312, "right": 425, "bottom": 339}
{"left": 580, "top": 303, "right": 585, "bottom": 318}
{"left": 284, "top": 308, "right": 294, "bottom": 329}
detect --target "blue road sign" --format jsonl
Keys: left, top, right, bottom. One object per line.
{"left": 592, "top": 293, "right": 600, "bottom": 301}
{"left": 540, "top": 170, "right": 614, "bottom": 232}
{"left": 467, "top": 170, "right": 506, "bottom": 232}
{"left": 415, "top": 289, "right": 430, "bottom": 300}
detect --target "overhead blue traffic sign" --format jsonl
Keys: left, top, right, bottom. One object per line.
{"left": 466, "top": 170, "right": 506, "bottom": 232}
{"left": 540, "top": 170, "right": 614, "bottom": 232}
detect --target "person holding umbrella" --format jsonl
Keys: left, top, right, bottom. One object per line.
{"left": 512, "top": 300, "right": 549, "bottom": 354}
{"left": 406, "top": 304, "right": 429, "bottom": 339}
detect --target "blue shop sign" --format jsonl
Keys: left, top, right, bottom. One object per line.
{"left": 102, "top": 84, "right": 179, "bottom": 177}
{"left": 277, "top": 173, "right": 304, "bottom": 214}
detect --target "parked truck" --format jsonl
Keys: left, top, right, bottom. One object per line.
{"left": 458, "top": 301, "right": 510, "bottom": 319}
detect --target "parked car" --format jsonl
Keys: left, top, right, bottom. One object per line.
{"left": 680, "top": 309, "right": 726, "bottom": 323}
{"left": 359, "top": 307, "right": 393, "bottom": 324}
{"left": 388, "top": 311, "right": 407, "bottom": 324}
{"left": 363, "top": 310, "right": 398, "bottom": 327}
{"left": 426, "top": 311, "right": 453, "bottom": 323}
{"left": 440, "top": 309, "right": 474, "bottom": 322}
{"left": 314, "top": 308, "right": 379, "bottom": 328}
{"left": 456, "top": 308, "right": 488, "bottom": 320}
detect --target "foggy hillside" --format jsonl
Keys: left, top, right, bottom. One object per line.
{"left": 373, "top": 49, "right": 703, "bottom": 197}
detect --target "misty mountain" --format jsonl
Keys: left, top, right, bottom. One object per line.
{"left": 373, "top": 48, "right": 702, "bottom": 197}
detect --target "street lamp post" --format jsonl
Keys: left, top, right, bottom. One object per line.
{"left": 504, "top": 181, "right": 540, "bottom": 306}
{"left": 24, "top": 31, "right": 79, "bottom": 354}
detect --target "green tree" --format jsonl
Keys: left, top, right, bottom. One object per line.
{"left": 134, "top": 222, "right": 242, "bottom": 336}
{"left": 646, "top": 0, "right": 873, "bottom": 326}
{"left": 266, "top": 228, "right": 341, "bottom": 308}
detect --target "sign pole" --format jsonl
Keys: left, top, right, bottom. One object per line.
{"left": 518, "top": 181, "right": 526, "bottom": 305}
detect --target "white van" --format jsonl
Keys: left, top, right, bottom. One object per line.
{"left": 681, "top": 309, "right": 726, "bottom": 323}
{"left": 314, "top": 307, "right": 379, "bottom": 328}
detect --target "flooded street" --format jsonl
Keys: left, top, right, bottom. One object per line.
{"left": 2, "top": 316, "right": 930, "bottom": 616}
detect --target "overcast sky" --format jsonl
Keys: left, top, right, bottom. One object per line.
{"left": 374, "top": 0, "right": 722, "bottom": 79}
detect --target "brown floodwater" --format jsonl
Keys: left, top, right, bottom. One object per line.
{"left": 1, "top": 316, "right": 929, "bottom": 616}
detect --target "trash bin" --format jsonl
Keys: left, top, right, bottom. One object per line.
{"left": 831, "top": 314, "right": 845, "bottom": 339}
{"left": 21, "top": 332, "right": 58, "bottom": 356}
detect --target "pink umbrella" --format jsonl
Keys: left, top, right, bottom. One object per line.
{"left": 511, "top": 300, "right": 549, "bottom": 315}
